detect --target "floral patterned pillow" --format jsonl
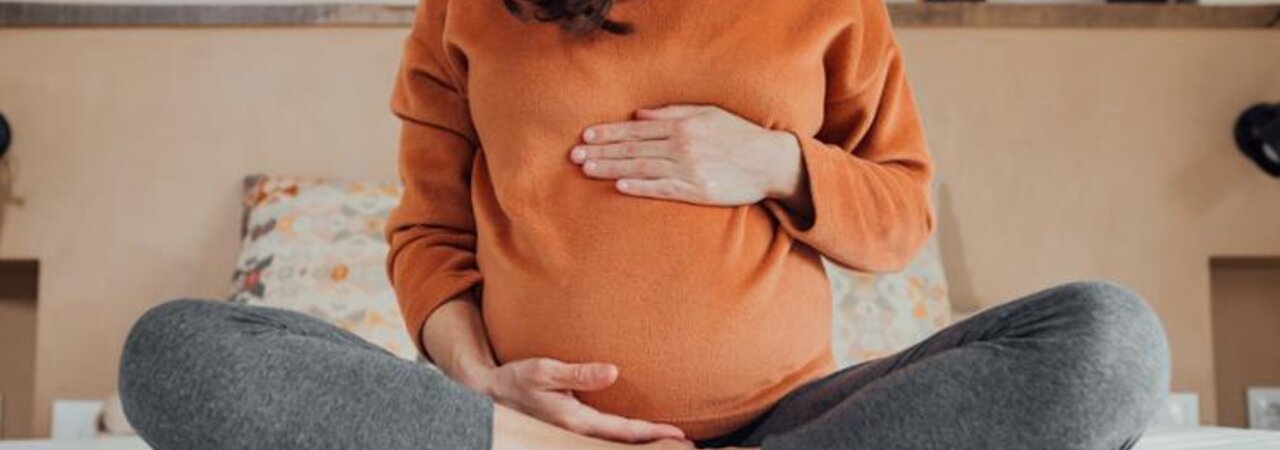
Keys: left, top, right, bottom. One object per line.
{"left": 229, "top": 174, "right": 417, "bottom": 360}
{"left": 825, "top": 183, "right": 952, "bottom": 368}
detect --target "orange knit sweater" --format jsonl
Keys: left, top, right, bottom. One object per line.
{"left": 385, "top": 0, "right": 934, "bottom": 440}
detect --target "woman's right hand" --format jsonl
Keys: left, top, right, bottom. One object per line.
{"left": 476, "top": 357, "right": 687, "bottom": 444}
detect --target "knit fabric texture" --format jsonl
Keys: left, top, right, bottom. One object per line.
{"left": 384, "top": 0, "right": 935, "bottom": 438}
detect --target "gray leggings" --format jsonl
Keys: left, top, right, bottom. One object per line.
{"left": 119, "top": 281, "right": 1170, "bottom": 450}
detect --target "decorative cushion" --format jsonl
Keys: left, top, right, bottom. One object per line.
{"left": 825, "top": 184, "right": 952, "bottom": 368}
{"left": 229, "top": 174, "right": 417, "bottom": 360}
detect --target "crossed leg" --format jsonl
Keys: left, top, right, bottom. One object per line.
{"left": 695, "top": 281, "right": 1172, "bottom": 450}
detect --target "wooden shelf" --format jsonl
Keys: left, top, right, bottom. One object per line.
{"left": 0, "top": 2, "right": 1277, "bottom": 28}
{"left": 1210, "top": 255, "right": 1280, "bottom": 269}
{"left": 891, "top": 3, "right": 1280, "bottom": 28}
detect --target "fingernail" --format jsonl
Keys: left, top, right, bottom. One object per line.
{"left": 583, "top": 128, "right": 596, "bottom": 142}
{"left": 570, "top": 147, "right": 585, "bottom": 163}
{"left": 584, "top": 161, "right": 597, "bottom": 173}
{"left": 617, "top": 180, "right": 629, "bottom": 190}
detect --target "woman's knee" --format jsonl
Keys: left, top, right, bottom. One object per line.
{"left": 1046, "top": 281, "right": 1172, "bottom": 417}
{"left": 1049, "top": 281, "right": 1169, "bottom": 358}
{"left": 121, "top": 299, "right": 227, "bottom": 368}
{"left": 118, "top": 299, "right": 235, "bottom": 440}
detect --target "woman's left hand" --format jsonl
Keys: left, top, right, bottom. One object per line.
{"left": 569, "top": 104, "right": 805, "bottom": 207}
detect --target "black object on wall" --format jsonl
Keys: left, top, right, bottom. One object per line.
{"left": 1234, "top": 103, "right": 1280, "bottom": 178}
{"left": 0, "top": 112, "right": 10, "bottom": 160}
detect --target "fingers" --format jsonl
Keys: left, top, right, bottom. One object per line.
{"left": 583, "top": 120, "right": 676, "bottom": 144}
{"left": 581, "top": 158, "right": 680, "bottom": 180}
{"left": 616, "top": 178, "right": 697, "bottom": 202}
{"left": 499, "top": 358, "right": 688, "bottom": 443}
{"left": 569, "top": 140, "right": 676, "bottom": 163}
{"left": 521, "top": 358, "right": 618, "bottom": 391}
{"left": 560, "top": 402, "right": 687, "bottom": 443}
{"left": 581, "top": 104, "right": 717, "bottom": 145}
{"left": 579, "top": 412, "right": 687, "bottom": 443}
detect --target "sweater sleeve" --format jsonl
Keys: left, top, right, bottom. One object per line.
{"left": 760, "top": 0, "right": 935, "bottom": 273}
{"left": 384, "top": 0, "right": 482, "bottom": 361}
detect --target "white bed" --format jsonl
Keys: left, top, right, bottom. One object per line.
{"left": 1135, "top": 426, "right": 1280, "bottom": 449}
{"left": 0, "top": 437, "right": 147, "bottom": 450}
{"left": 3, "top": 427, "right": 1279, "bottom": 450}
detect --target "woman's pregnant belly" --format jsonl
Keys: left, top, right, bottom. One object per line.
{"left": 471, "top": 153, "right": 836, "bottom": 438}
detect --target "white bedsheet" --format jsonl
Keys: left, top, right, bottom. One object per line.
{"left": 1136, "top": 426, "right": 1280, "bottom": 449}
{"left": 0, "top": 437, "right": 147, "bottom": 450}
{"left": 2, "top": 427, "right": 1278, "bottom": 449}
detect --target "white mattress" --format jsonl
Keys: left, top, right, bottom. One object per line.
{"left": 0, "top": 437, "right": 147, "bottom": 450}
{"left": 1137, "top": 426, "right": 1280, "bottom": 449}
{"left": 2, "top": 427, "right": 1278, "bottom": 449}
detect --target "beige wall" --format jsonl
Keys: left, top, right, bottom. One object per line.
{"left": 0, "top": 27, "right": 1277, "bottom": 437}
{"left": 1211, "top": 259, "right": 1280, "bottom": 427}
{"left": 0, "top": 28, "right": 405, "bottom": 437}
{"left": 901, "top": 29, "right": 1280, "bottom": 426}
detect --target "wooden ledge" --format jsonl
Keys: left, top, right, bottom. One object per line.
{"left": 1211, "top": 256, "right": 1280, "bottom": 270}
{"left": 0, "top": 3, "right": 415, "bottom": 27}
{"left": 0, "top": 2, "right": 1277, "bottom": 28}
{"left": 891, "top": 3, "right": 1280, "bottom": 28}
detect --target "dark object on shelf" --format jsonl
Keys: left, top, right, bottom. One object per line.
{"left": 1106, "top": 0, "right": 1168, "bottom": 4}
{"left": 1234, "top": 103, "right": 1280, "bottom": 178}
{"left": 0, "top": 112, "right": 10, "bottom": 160}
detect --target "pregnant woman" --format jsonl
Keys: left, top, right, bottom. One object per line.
{"left": 118, "top": 0, "right": 1173, "bottom": 449}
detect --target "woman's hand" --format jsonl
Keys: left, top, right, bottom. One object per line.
{"left": 569, "top": 104, "right": 809, "bottom": 209}
{"left": 476, "top": 357, "right": 687, "bottom": 444}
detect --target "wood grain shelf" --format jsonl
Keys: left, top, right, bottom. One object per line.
{"left": 1, "top": 2, "right": 1277, "bottom": 28}
{"left": 1210, "top": 255, "right": 1280, "bottom": 270}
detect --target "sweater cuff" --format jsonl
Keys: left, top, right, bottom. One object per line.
{"left": 396, "top": 268, "right": 483, "bottom": 363}
{"left": 761, "top": 129, "right": 837, "bottom": 245}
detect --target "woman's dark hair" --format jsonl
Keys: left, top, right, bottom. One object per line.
{"left": 501, "top": 0, "right": 633, "bottom": 35}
